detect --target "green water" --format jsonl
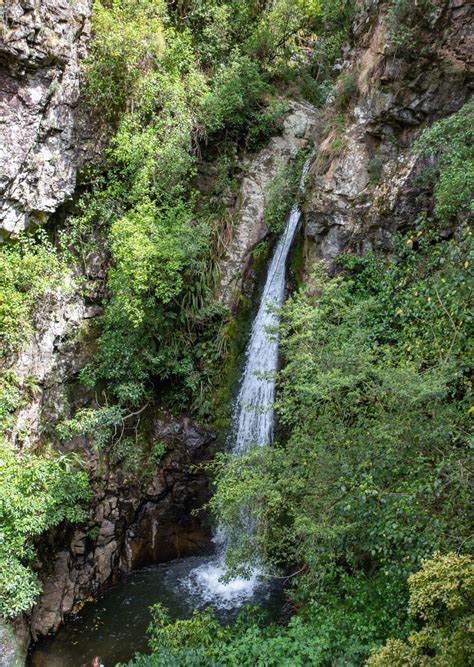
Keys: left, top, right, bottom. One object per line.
{"left": 29, "top": 555, "right": 283, "bottom": 667}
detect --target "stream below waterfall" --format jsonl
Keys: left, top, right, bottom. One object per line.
{"left": 28, "top": 159, "right": 310, "bottom": 667}
{"left": 29, "top": 556, "right": 284, "bottom": 667}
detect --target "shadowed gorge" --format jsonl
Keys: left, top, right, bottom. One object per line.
{"left": 0, "top": 1, "right": 472, "bottom": 666}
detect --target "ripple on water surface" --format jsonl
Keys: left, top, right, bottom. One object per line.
{"left": 29, "top": 555, "right": 283, "bottom": 667}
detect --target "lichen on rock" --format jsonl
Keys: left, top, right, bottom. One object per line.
{"left": 0, "top": 0, "right": 92, "bottom": 234}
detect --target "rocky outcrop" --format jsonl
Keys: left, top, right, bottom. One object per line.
{"left": 0, "top": 227, "right": 212, "bottom": 646}
{"left": 0, "top": 0, "right": 92, "bottom": 234}
{"left": 0, "top": 620, "right": 24, "bottom": 666}
{"left": 218, "top": 100, "right": 318, "bottom": 310}
{"left": 9, "top": 283, "right": 100, "bottom": 448}
{"left": 25, "top": 415, "right": 213, "bottom": 641}
{"left": 303, "top": 0, "right": 473, "bottom": 270}
{"left": 2, "top": 255, "right": 212, "bottom": 642}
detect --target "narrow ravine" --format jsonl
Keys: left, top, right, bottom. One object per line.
{"left": 3, "top": 2, "right": 473, "bottom": 665}
{"left": 29, "top": 160, "right": 310, "bottom": 667}
{"left": 185, "top": 159, "right": 311, "bottom": 607}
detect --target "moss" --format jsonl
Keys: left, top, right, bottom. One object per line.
{"left": 288, "top": 230, "right": 305, "bottom": 291}
{"left": 368, "top": 155, "right": 384, "bottom": 184}
{"left": 333, "top": 70, "right": 358, "bottom": 111}
{"left": 208, "top": 308, "right": 249, "bottom": 437}
{"left": 209, "top": 236, "right": 276, "bottom": 437}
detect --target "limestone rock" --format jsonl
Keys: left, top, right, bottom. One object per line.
{"left": 218, "top": 100, "right": 318, "bottom": 310}
{"left": 303, "top": 0, "right": 474, "bottom": 271}
{"left": 0, "top": 0, "right": 92, "bottom": 234}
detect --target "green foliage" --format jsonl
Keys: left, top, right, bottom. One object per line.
{"left": 340, "top": 223, "right": 473, "bottom": 370}
{"left": 56, "top": 402, "right": 170, "bottom": 474}
{"left": 203, "top": 53, "right": 272, "bottom": 135}
{"left": 150, "top": 440, "right": 167, "bottom": 466}
{"left": 107, "top": 60, "right": 207, "bottom": 204}
{"left": 126, "top": 574, "right": 413, "bottom": 666}
{"left": 108, "top": 202, "right": 191, "bottom": 325}
{"left": 367, "top": 552, "right": 474, "bottom": 666}
{"left": 0, "top": 372, "right": 39, "bottom": 446}
{"left": 205, "top": 223, "right": 472, "bottom": 662}
{"left": 367, "top": 155, "right": 385, "bottom": 183}
{"left": 0, "top": 378, "right": 89, "bottom": 617}
{"left": 124, "top": 603, "right": 339, "bottom": 666}
{"left": 415, "top": 99, "right": 474, "bottom": 224}
{"left": 244, "top": 0, "right": 319, "bottom": 63}
{"left": 79, "top": 6, "right": 231, "bottom": 415}
{"left": 245, "top": 99, "right": 289, "bottom": 151}
{"left": 0, "top": 372, "right": 23, "bottom": 436}
{"left": 0, "top": 440, "right": 90, "bottom": 617}
{"left": 264, "top": 151, "right": 309, "bottom": 233}
{"left": 264, "top": 163, "right": 297, "bottom": 233}
{"left": 56, "top": 405, "right": 124, "bottom": 449}
{"left": 333, "top": 69, "right": 358, "bottom": 111}
{"left": 176, "top": 0, "right": 256, "bottom": 68}
{"left": 0, "top": 231, "right": 67, "bottom": 355}
{"left": 85, "top": 0, "right": 166, "bottom": 118}
{"left": 385, "top": 0, "right": 444, "bottom": 56}
{"left": 300, "top": 0, "right": 355, "bottom": 105}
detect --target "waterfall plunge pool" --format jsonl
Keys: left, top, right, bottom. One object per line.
{"left": 29, "top": 158, "right": 311, "bottom": 667}
{"left": 29, "top": 555, "right": 284, "bottom": 667}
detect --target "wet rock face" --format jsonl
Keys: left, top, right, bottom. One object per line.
{"left": 0, "top": 0, "right": 92, "bottom": 234}
{"left": 218, "top": 100, "right": 318, "bottom": 310}
{"left": 304, "top": 0, "right": 473, "bottom": 270}
{"left": 27, "top": 416, "right": 213, "bottom": 641}
{"left": 4, "top": 263, "right": 213, "bottom": 643}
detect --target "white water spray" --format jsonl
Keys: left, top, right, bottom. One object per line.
{"left": 185, "top": 159, "right": 311, "bottom": 607}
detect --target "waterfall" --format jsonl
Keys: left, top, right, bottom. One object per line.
{"left": 234, "top": 159, "right": 311, "bottom": 453}
{"left": 184, "top": 159, "right": 311, "bottom": 607}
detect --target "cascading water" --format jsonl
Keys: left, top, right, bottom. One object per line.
{"left": 184, "top": 159, "right": 311, "bottom": 607}
{"left": 28, "top": 160, "right": 312, "bottom": 667}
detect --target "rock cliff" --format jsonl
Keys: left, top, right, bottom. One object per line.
{"left": 1, "top": 0, "right": 472, "bottom": 656}
{"left": 0, "top": 0, "right": 92, "bottom": 234}
{"left": 218, "top": 100, "right": 317, "bottom": 310}
{"left": 25, "top": 415, "right": 213, "bottom": 640}
{"left": 303, "top": 0, "right": 473, "bottom": 270}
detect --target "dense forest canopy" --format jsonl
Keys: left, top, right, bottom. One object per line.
{"left": 0, "top": 1, "right": 472, "bottom": 665}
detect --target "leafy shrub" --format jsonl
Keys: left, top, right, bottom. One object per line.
{"left": 367, "top": 155, "right": 384, "bottom": 183}
{"left": 0, "top": 231, "right": 67, "bottom": 355}
{"left": 203, "top": 53, "right": 272, "bottom": 135}
{"left": 57, "top": 405, "right": 124, "bottom": 450}
{"left": 0, "top": 440, "right": 90, "bottom": 617}
{"left": 245, "top": 99, "right": 289, "bottom": 150}
{"left": 264, "top": 152, "right": 309, "bottom": 233}
{"left": 0, "top": 372, "right": 23, "bottom": 436}
{"left": 264, "top": 163, "right": 297, "bottom": 233}
{"left": 150, "top": 440, "right": 167, "bottom": 466}
{"left": 367, "top": 552, "right": 474, "bottom": 666}
{"left": 107, "top": 64, "right": 207, "bottom": 205}
{"left": 415, "top": 99, "right": 474, "bottom": 223}
{"left": 107, "top": 201, "right": 193, "bottom": 326}
{"left": 385, "top": 0, "right": 444, "bottom": 55}
{"left": 298, "top": 0, "right": 355, "bottom": 106}
{"left": 85, "top": 0, "right": 166, "bottom": 118}
{"left": 333, "top": 70, "right": 359, "bottom": 110}
{"left": 180, "top": 1, "right": 252, "bottom": 69}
